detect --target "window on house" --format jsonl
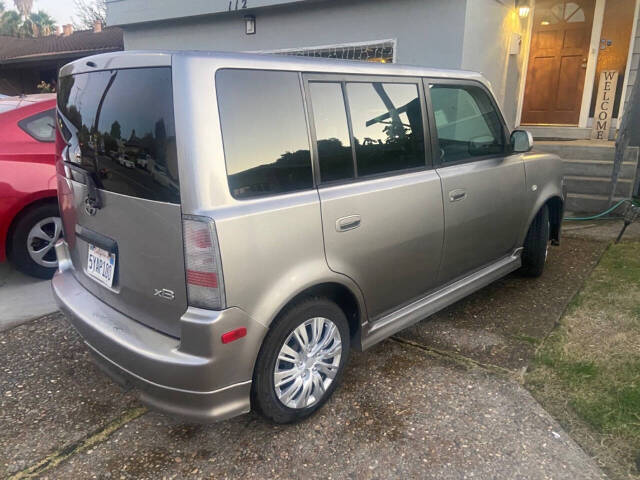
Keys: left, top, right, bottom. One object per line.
{"left": 429, "top": 84, "right": 505, "bottom": 163}
{"left": 19, "top": 109, "right": 56, "bottom": 142}
{"left": 278, "top": 40, "right": 395, "bottom": 63}
{"left": 346, "top": 82, "right": 425, "bottom": 177}
{"left": 308, "top": 82, "right": 354, "bottom": 183}
{"left": 216, "top": 69, "right": 313, "bottom": 199}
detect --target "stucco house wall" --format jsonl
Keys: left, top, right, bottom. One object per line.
{"left": 461, "top": 0, "right": 528, "bottom": 127}
{"left": 117, "top": 0, "right": 468, "bottom": 69}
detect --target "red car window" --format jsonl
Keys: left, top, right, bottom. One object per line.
{"left": 18, "top": 109, "right": 56, "bottom": 143}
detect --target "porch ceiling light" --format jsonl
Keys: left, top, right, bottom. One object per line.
{"left": 516, "top": 0, "right": 531, "bottom": 18}
{"left": 244, "top": 15, "right": 256, "bottom": 35}
{"left": 518, "top": 6, "right": 530, "bottom": 18}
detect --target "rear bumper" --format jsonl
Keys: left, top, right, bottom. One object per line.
{"left": 52, "top": 242, "right": 267, "bottom": 422}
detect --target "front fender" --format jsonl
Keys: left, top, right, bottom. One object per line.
{"left": 518, "top": 151, "right": 564, "bottom": 246}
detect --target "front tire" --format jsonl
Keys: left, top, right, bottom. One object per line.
{"left": 252, "top": 297, "right": 350, "bottom": 424}
{"left": 8, "top": 202, "right": 62, "bottom": 279}
{"left": 520, "top": 205, "right": 550, "bottom": 278}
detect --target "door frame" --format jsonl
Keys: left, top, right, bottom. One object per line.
{"left": 515, "top": 0, "right": 639, "bottom": 128}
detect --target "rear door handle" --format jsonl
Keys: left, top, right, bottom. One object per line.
{"left": 449, "top": 189, "right": 467, "bottom": 202}
{"left": 336, "top": 215, "right": 361, "bottom": 232}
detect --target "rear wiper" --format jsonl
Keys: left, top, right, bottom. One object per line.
{"left": 63, "top": 161, "right": 103, "bottom": 210}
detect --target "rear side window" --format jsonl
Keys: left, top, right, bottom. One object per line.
{"left": 429, "top": 84, "right": 505, "bottom": 163}
{"left": 216, "top": 69, "right": 313, "bottom": 199}
{"left": 57, "top": 67, "right": 180, "bottom": 203}
{"left": 19, "top": 109, "right": 55, "bottom": 142}
{"left": 346, "top": 82, "right": 425, "bottom": 177}
{"left": 308, "top": 82, "right": 354, "bottom": 183}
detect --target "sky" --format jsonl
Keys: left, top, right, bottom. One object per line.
{"left": 32, "top": 0, "right": 77, "bottom": 27}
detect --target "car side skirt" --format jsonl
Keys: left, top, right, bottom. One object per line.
{"left": 361, "top": 248, "right": 523, "bottom": 350}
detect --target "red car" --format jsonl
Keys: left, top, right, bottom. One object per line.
{"left": 0, "top": 94, "right": 60, "bottom": 278}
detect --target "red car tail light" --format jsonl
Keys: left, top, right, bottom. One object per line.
{"left": 182, "top": 216, "right": 226, "bottom": 310}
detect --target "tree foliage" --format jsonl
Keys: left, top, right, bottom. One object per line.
{"left": 12, "top": 0, "right": 32, "bottom": 18}
{"left": 0, "top": 1, "right": 57, "bottom": 37}
{"left": 72, "top": 0, "right": 106, "bottom": 30}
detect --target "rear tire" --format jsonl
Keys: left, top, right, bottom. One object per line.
{"left": 520, "top": 205, "right": 549, "bottom": 278}
{"left": 252, "top": 297, "right": 350, "bottom": 424}
{"left": 8, "top": 202, "right": 61, "bottom": 279}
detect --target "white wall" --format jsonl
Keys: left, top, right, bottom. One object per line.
{"left": 461, "top": 0, "right": 527, "bottom": 128}
{"left": 120, "top": 0, "right": 467, "bottom": 70}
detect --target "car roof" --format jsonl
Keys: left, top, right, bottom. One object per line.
{"left": 59, "top": 50, "right": 493, "bottom": 91}
{"left": 0, "top": 93, "right": 56, "bottom": 114}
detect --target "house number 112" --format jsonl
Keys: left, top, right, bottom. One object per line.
{"left": 228, "top": 0, "right": 248, "bottom": 10}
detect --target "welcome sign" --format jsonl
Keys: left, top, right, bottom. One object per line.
{"left": 591, "top": 70, "right": 619, "bottom": 141}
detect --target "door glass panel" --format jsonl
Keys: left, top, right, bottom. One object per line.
{"left": 346, "top": 82, "right": 425, "bottom": 177}
{"left": 564, "top": 2, "right": 586, "bottom": 22}
{"left": 430, "top": 84, "right": 505, "bottom": 163}
{"left": 216, "top": 69, "right": 313, "bottom": 199}
{"left": 309, "top": 82, "right": 354, "bottom": 183}
{"left": 537, "top": 4, "right": 562, "bottom": 25}
{"left": 566, "top": 7, "right": 585, "bottom": 22}
{"left": 551, "top": 3, "right": 565, "bottom": 20}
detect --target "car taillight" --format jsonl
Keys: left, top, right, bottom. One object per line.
{"left": 182, "top": 216, "right": 226, "bottom": 310}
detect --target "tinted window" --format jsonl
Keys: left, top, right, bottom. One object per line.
{"left": 309, "top": 82, "right": 354, "bottom": 183}
{"left": 57, "top": 67, "right": 180, "bottom": 203}
{"left": 216, "top": 69, "right": 313, "bottom": 199}
{"left": 19, "top": 109, "right": 55, "bottom": 142}
{"left": 430, "top": 84, "right": 505, "bottom": 163}
{"left": 346, "top": 82, "right": 425, "bottom": 177}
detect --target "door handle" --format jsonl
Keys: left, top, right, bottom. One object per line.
{"left": 449, "top": 189, "right": 467, "bottom": 202}
{"left": 336, "top": 215, "right": 361, "bottom": 232}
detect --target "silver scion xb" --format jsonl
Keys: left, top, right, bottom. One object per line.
{"left": 52, "top": 51, "right": 564, "bottom": 424}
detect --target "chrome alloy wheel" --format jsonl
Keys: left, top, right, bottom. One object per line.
{"left": 273, "top": 317, "right": 342, "bottom": 409}
{"left": 27, "top": 216, "right": 62, "bottom": 268}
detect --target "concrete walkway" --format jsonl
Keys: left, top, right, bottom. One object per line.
{"left": 0, "top": 263, "right": 57, "bottom": 332}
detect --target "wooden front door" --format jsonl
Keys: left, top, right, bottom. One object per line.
{"left": 521, "top": 0, "right": 595, "bottom": 125}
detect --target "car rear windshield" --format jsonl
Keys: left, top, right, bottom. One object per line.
{"left": 57, "top": 67, "right": 180, "bottom": 204}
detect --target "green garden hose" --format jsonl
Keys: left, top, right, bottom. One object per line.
{"left": 563, "top": 198, "right": 640, "bottom": 243}
{"left": 565, "top": 199, "right": 638, "bottom": 221}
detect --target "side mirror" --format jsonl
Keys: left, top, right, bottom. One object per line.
{"left": 511, "top": 129, "right": 534, "bottom": 153}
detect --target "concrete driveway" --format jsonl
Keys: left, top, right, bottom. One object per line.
{"left": 0, "top": 235, "right": 609, "bottom": 479}
{"left": 0, "top": 263, "right": 57, "bottom": 332}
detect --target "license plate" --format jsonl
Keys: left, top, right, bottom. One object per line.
{"left": 87, "top": 244, "right": 116, "bottom": 288}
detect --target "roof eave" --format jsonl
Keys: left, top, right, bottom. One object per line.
{"left": 0, "top": 47, "right": 123, "bottom": 66}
